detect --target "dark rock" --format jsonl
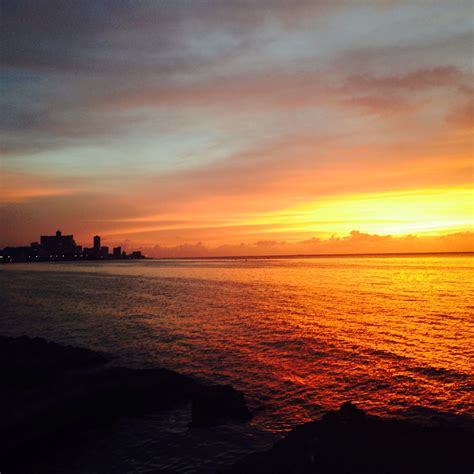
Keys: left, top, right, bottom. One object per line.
{"left": 0, "top": 335, "right": 252, "bottom": 472}
{"left": 190, "top": 384, "right": 252, "bottom": 427}
{"left": 0, "top": 334, "right": 106, "bottom": 388}
{"left": 338, "top": 401, "right": 366, "bottom": 422}
{"left": 3, "top": 366, "right": 196, "bottom": 458}
{"left": 226, "top": 403, "right": 474, "bottom": 474}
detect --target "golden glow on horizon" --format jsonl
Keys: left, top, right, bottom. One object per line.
{"left": 86, "top": 187, "right": 474, "bottom": 252}
{"left": 244, "top": 187, "right": 474, "bottom": 239}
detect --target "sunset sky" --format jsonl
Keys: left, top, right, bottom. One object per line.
{"left": 1, "top": 0, "right": 473, "bottom": 256}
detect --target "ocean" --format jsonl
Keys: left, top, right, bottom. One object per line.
{"left": 1, "top": 254, "right": 473, "bottom": 472}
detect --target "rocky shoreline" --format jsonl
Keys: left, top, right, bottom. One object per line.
{"left": 225, "top": 401, "right": 473, "bottom": 473}
{"left": 2, "top": 335, "right": 473, "bottom": 473}
{"left": 1, "top": 335, "right": 251, "bottom": 472}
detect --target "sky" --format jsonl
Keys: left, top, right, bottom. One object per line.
{"left": 1, "top": 0, "right": 473, "bottom": 256}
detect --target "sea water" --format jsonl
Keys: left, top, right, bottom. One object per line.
{"left": 1, "top": 254, "right": 473, "bottom": 471}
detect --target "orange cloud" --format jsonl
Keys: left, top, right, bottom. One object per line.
{"left": 0, "top": 171, "right": 76, "bottom": 203}
{"left": 130, "top": 231, "right": 474, "bottom": 258}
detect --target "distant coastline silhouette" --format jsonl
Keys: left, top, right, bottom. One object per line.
{"left": 0, "top": 229, "right": 145, "bottom": 263}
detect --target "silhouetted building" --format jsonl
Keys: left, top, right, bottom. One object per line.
{"left": 30, "top": 241, "right": 48, "bottom": 260}
{"left": 1, "top": 246, "right": 33, "bottom": 262}
{"left": 1, "top": 229, "right": 146, "bottom": 263}
{"left": 40, "top": 229, "right": 80, "bottom": 257}
{"left": 83, "top": 247, "right": 97, "bottom": 258}
{"left": 93, "top": 235, "right": 101, "bottom": 254}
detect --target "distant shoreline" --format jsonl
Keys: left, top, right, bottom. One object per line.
{"left": 146, "top": 251, "right": 474, "bottom": 261}
{"left": 0, "top": 257, "right": 149, "bottom": 264}
{"left": 1, "top": 251, "right": 472, "bottom": 264}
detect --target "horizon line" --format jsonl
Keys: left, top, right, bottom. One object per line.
{"left": 146, "top": 250, "right": 474, "bottom": 260}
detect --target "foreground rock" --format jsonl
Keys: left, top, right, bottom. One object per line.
{"left": 226, "top": 402, "right": 474, "bottom": 474}
{"left": 191, "top": 384, "right": 252, "bottom": 427}
{"left": 0, "top": 334, "right": 107, "bottom": 388}
{"left": 1, "top": 335, "right": 251, "bottom": 471}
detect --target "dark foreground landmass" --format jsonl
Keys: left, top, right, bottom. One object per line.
{"left": 1, "top": 335, "right": 473, "bottom": 474}
{"left": 0, "top": 335, "right": 251, "bottom": 472}
{"left": 225, "top": 401, "right": 473, "bottom": 474}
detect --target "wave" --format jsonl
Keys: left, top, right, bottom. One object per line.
{"left": 407, "top": 365, "right": 469, "bottom": 381}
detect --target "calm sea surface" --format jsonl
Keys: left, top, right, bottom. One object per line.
{"left": 1, "top": 254, "right": 473, "bottom": 471}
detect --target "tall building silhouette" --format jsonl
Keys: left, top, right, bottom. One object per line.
{"left": 93, "top": 235, "right": 101, "bottom": 254}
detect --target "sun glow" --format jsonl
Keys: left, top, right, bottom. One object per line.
{"left": 248, "top": 187, "right": 474, "bottom": 239}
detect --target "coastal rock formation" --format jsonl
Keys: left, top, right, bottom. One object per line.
{"left": 226, "top": 401, "right": 474, "bottom": 474}
{"left": 0, "top": 334, "right": 106, "bottom": 387}
{"left": 191, "top": 384, "right": 252, "bottom": 427}
{"left": 1, "top": 335, "right": 252, "bottom": 471}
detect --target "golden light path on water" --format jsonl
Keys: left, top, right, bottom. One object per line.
{"left": 1, "top": 254, "right": 473, "bottom": 434}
